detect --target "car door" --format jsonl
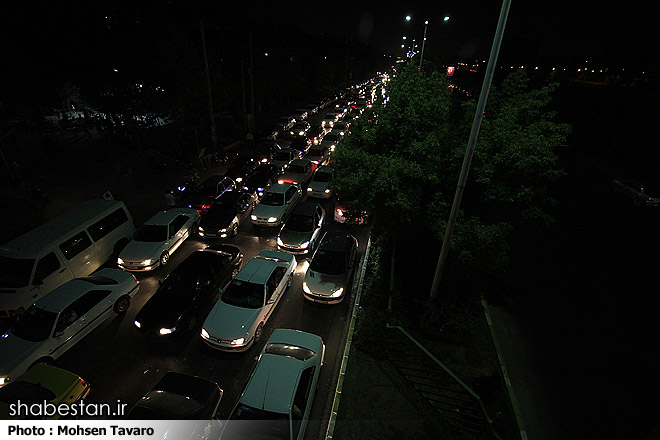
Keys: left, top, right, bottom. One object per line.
{"left": 58, "top": 231, "right": 98, "bottom": 277}
{"left": 310, "top": 207, "right": 323, "bottom": 249}
{"left": 284, "top": 187, "right": 298, "bottom": 218}
{"left": 49, "top": 304, "right": 84, "bottom": 357}
{"left": 264, "top": 266, "right": 286, "bottom": 319}
{"left": 168, "top": 215, "right": 189, "bottom": 252}
{"left": 32, "top": 252, "right": 72, "bottom": 303}
{"left": 291, "top": 365, "right": 317, "bottom": 440}
{"left": 71, "top": 289, "right": 114, "bottom": 340}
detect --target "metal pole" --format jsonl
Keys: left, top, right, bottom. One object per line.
{"left": 429, "top": 0, "right": 512, "bottom": 301}
{"left": 419, "top": 21, "right": 428, "bottom": 68}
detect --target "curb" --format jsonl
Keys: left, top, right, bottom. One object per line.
{"left": 324, "top": 235, "right": 372, "bottom": 440}
{"left": 481, "top": 298, "right": 528, "bottom": 440}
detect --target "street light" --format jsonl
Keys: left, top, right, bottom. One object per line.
{"left": 419, "top": 20, "right": 429, "bottom": 68}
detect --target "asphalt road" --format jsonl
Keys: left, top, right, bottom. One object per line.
{"left": 2, "top": 107, "right": 369, "bottom": 440}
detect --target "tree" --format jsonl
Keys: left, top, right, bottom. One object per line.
{"left": 333, "top": 64, "right": 570, "bottom": 293}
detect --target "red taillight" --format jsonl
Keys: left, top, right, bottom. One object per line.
{"left": 202, "top": 204, "right": 210, "bottom": 211}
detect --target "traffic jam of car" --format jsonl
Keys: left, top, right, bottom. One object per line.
{"left": 0, "top": 75, "right": 386, "bottom": 436}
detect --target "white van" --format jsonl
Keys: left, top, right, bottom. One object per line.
{"left": 0, "top": 199, "right": 135, "bottom": 318}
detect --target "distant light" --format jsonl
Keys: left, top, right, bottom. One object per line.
{"left": 444, "top": 16, "right": 450, "bottom": 22}
{"left": 405, "top": 15, "right": 412, "bottom": 21}
{"left": 425, "top": 20, "right": 429, "bottom": 25}
{"left": 535, "top": 66, "right": 539, "bottom": 70}
{"left": 402, "top": 36, "right": 407, "bottom": 40}
{"left": 264, "top": 52, "right": 269, "bottom": 56}
{"left": 113, "top": 68, "right": 118, "bottom": 72}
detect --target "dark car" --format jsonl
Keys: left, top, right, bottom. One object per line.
{"left": 133, "top": 244, "right": 242, "bottom": 336}
{"left": 271, "top": 148, "right": 302, "bottom": 169}
{"left": 289, "top": 136, "right": 312, "bottom": 155}
{"left": 239, "top": 141, "right": 282, "bottom": 164}
{"left": 277, "top": 202, "right": 325, "bottom": 255}
{"left": 241, "top": 164, "right": 283, "bottom": 199}
{"left": 258, "top": 124, "right": 280, "bottom": 141}
{"left": 126, "top": 371, "right": 223, "bottom": 419}
{"left": 198, "top": 191, "right": 255, "bottom": 238}
{"left": 224, "top": 155, "right": 259, "bottom": 185}
{"left": 185, "top": 175, "right": 236, "bottom": 214}
{"left": 289, "top": 121, "right": 311, "bottom": 138}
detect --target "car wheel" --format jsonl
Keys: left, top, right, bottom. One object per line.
{"left": 254, "top": 323, "right": 264, "bottom": 344}
{"left": 113, "top": 295, "right": 131, "bottom": 313}
{"left": 231, "top": 222, "right": 239, "bottom": 237}
{"left": 160, "top": 252, "right": 170, "bottom": 266}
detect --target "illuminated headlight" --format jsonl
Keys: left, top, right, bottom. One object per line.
{"left": 198, "top": 226, "right": 205, "bottom": 232}
{"left": 0, "top": 377, "right": 9, "bottom": 387}
{"left": 331, "top": 287, "right": 344, "bottom": 298}
{"left": 298, "top": 131, "right": 305, "bottom": 136}
{"left": 230, "top": 338, "right": 245, "bottom": 346}
{"left": 201, "top": 328, "right": 210, "bottom": 339}
{"left": 325, "top": 189, "right": 331, "bottom": 194}
{"left": 134, "top": 321, "right": 141, "bottom": 329}
{"left": 243, "top": 186, "right": 249, "bottom": 191}
{"left": 261, "top": 158, "right": 268, "bottom": 163}
{"left": 268, "top": 217, "right": 278, "bottom": 223}
{"left": 337, "top": 209, "right": 344, "bottom": 216}
{"left": 251, "top": 214, "right": 257, "bottom": 221}
{"left": 219, "top": 228, "right": 227, "bottom": 233}
{"left": 307, "top": 187, "right": 313, "bottom": 192}
{"left": 117, "top": 257, "right": 124, "bottom": 265}
{"left": 159, "top": 327, "right": 175, "bottom": 335}
{"left": 257, "top": 187, "right": 263, "bottom": 192}
{"left": 235, "top": 177, "right": 243, "bottom": 183}
{"left": 278, "top": 179, "right": 284, "bottom": 184}
{"left": 142, "top": 259, "right": 154, "bottom": 266}
{"left": 300, "top": 240, "right": 310, "bottom": 249}
{"left": 258, "top": 192, "right": 264, "bottom": 197}
{"left": 302, "top": 282, "right": 312, "bottom": 294}
{"left": 277, "top": 236, "right": 284, "bottom": 246}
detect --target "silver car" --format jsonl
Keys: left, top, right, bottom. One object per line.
{"left": 277, "top": 202, "right": 325, "bottom": 255}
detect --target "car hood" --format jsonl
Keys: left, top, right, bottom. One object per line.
{"left": 202, "top": 301, "right": 260, "bottom": 340}
{"left": 135, "top": 290, "right": 194, "bottom": 331}
{"left": 279, "top": 229, "right": 312, "bottom": 247}
{"left": 0, "top": 332, "right": 41, "bottom": 378}
{"left": 308, "top": 181, "right": 329, "bottom": 192}
{"left": 304, "top": 269, "right": 346, "bottom": 296}
{"left": 200, "top": 211, "right": 235, "bottom": 230}
{"left": 253, "top": 203, "right": 285, "bottom": 218}
{"left": 120, "top": 240, "right": 165, "bottom": 261}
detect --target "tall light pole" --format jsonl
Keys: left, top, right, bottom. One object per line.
{"left": 419, "top": 21, "right": 429, "bottom": 67}
{"left": 429, "top": 0, "right": 512, "bottom": 300}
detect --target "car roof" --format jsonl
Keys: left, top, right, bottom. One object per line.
{"left": 34, "top": 279, "right": 94, "bottom": 312}
{"left": 316, "top": 166, "right": 334, "bottom": 173}
{"left": 265, "top": 183, "right": 295, "bottom": 194}
{"left": 288, "top": 158, "right": 311, "bottom": 167}
{"left": 291, "top": 202, "right": 321, "bottom": 217}
{"left": 240, "top": 354, "right": 302, "bottom": 414}
{"left": 235, "top": 250, "right": 293, "bottom": 285}
{"left": 144, "top": 208, "right": 195, "bottom": 225}
{"left": 318, "top": 231, "right": 353, "bottom": 253}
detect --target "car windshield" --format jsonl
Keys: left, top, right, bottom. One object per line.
{"left": 313, "top": 172, "right": 332, "bottom": 182}
{"left": 310, "top": 250, "right": 345, "bottom": 275}
{"left": 285, "top": 214, "right": 314, "bottom": 232}
{"left": 11, "top": 306, "right": 57, "bottom": 342}
{"left": 265, "top": 343, "right": 316, "bottom": 361}
{"left": 0, "top": 256, "right": 35, "bottom": 288}
{"left": 288, "top": 165, "right": 305, "bottom": 174}
{"left": 273, "top": 152, "right": 291, "bottom": 161}
{"left": 260, "top": 192, "right": 284, "bottom": 206}
{"left": 134, "top": 224, "right": 167, "bottom": 242}
{"left": 221, "top": 280, "right": 264, "bottom": 309}
{"left": 307, "top": 149, "right": 323, "bottom": 158}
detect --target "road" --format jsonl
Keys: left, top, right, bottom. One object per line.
{"left": 2, "top": 107, "right": 368, "bottom": 440}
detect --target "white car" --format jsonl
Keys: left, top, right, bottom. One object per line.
{"left": 307, "top": 166, "right": 334, "bottom": 198}
{"left": 200, "top": 251, "right": 296, "bottom": 352}
{"left": 303, "top": 231, "right": 358, "bottom": 304}
{"left": 118, "top": 208, "right": 200, "bottom": 270}
{"left": 278, "top": 159, "right": 315, "bottom": 188}
{"left": 251, "top": 183, "right": 302, "bottom": 227}
{"left": 224, "top": 329, "right": 324, "bottom": 440}
{"left": 0, "top": 268, "right": 139, "bottom": 387}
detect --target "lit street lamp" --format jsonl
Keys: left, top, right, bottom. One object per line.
{"left": 419, "top": 20, "right": 429, "bottom": 68}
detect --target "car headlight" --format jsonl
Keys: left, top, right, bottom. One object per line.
{"left": 268, "top": 217, "right": 278, "bottom": 223}
{"left": 332, "top": 287, "right": 344, "bottom": 298}
{"left": 302, "top": 282, "right": 312, "bottom": 294}
{"left": 159, "top": 327, "right": 175, "bottom": 335}
{"left": 278, "top": 179, "right": 284, "bottom": 184}
{"left": 325, "top": 189, "right": 331, "bottom": 193}
{"left": 117, "top": 257, "right": 124, "bottom": 265}
{"left": 277, "top": 236, "right": 284, "bottom": 246}
{"left": 198, "top": 226, "right": 205, "bottom": 232}
{"left": 243, "top": 186, "right": 249, "bottom": 191}
{"left": 142, "top": 259, "right": 154, "bottom": 266}
{"left": 300, "top": 240, "right": 310, "bottom": 249}
{"left": 134, "top": 321, "right": 141, "bottom": 329}
{"left": 251, "top": 214, "right": 257, "bottom": 221}
{"left": 219, "top": 228, "right": 227, "bottom": 233}
{"left": 235, "top": 177, "right": 243, "bottom": 183}
{"left": 201, "top": 328, "right": 210, "bottom": 339}
{"left": 299, "top": 131, "right": 305, "bottom": 136}
{"left": 230, "top": 338, "right": 245, "bottom": 346}
{"left": 307, "top": 187, "right": 313, "bottom": 192}
{"left": 336, "top": 209, "right": 344, "bottom": 216}
{"left": 257, "top": 187, "right": 263, "bottom": 192}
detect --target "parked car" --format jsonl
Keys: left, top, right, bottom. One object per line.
{"left": 251, "top": 183, "right": 302, "bottom": 227}
{"left": 0, "top": 363, "right": 91, "bottom": 419}
{"left": 271, "top": 148, "right": 302, "bottom": 169}
{"left": 307, "top": 166, "right": 334, "bottom": 198}
{"left": 198, "top": 191, "right": 255, "bottom": 238}
{"left": 224, "top": 156, "right": 259, "bottom": 184}
{"left": 303, "top": 145, "right": 330, "bottom": 166}
{"left": 126, "top": 371, "right": 222, "bottom": 419}
{"left": 0, "top": 268, "right": 139, "bottom": 387}
{"left": 185, "top": 175, "right": 236, "bottom": 214}
{"left": 277, "top": 202, "right": 325, "bottom": 255}
{"left": 303, "top": 231, "right": 358, "bottom": 304}
{"left": 200, "top": 250, "right": 297, "bottom": 352}
{"left": 278, "top": 159, "right": 315, "bottom": 188}
{"left": 242, "top": 164, "right": 284, "bottom": 200}
{"left": 133, "top": 245, "right": 242, "bottom": 337}
{"left": 612, "top": 179, "right": 660, "bottom": 206}
{"left": 223, "top": 329, "right": 324, "bottom": 440}
{"left": 118, "top": 208, "right": 199, "bottom": 270}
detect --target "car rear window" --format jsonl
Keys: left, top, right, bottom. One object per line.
{"left": 79, "top": 275, "right": 118, "bottom": 285}
{"left": 265, "top": 343, "right": 315, "bottom": 361}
